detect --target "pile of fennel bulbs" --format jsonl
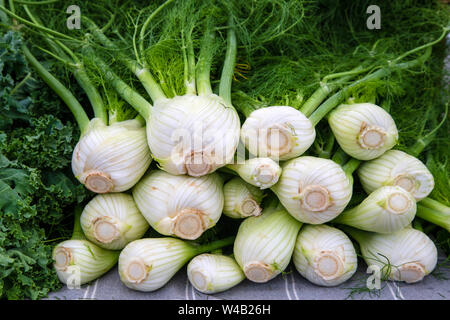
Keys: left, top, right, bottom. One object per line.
{"left": 2, "top": 0, "right": 449, "bottom": 297}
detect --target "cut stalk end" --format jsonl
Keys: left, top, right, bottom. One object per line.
{"left": 244, "top": 261, "right": 273, "bottom": 283}
{"left": 84, "top": 171, "right": 114, "bottom": 193}
{"left": 301, "top": 185, "right": 331, "bottom": 212}
{"left": 173, "top": 208, "right": 206, "bottom": 240}
{"left": 314, "top": 251, "right": 344, "bottom": 281}
{"left": 190, "top": 269, "right": 210, "bottom": 292}
{"left": 125, "top": 258, "right": 149, "bottom": 284}
{"left": 358, "top": 123, "right": 386, "bottom": 149}
{"left": 386, "top": 192, "right": 412, "bottom": 215}
{"left": 266, "top": 124, "right": 293, "bottom": 157}
{"left": 185, "top": 152, "right": 213, "bottom": 177}
{"left": 54, "top": 247, "right": 72, "bottom": 271}
{"left": 240, "top": 198, "right": 262, "bottom": 217}
{"left": 93, "top": 217, "right": 120, "bottom": 244}
{"left": 393, "top": 174, "right": 416, "bottom": 193}
{"left": 392, "top": 262, "right": 426, "bottom": 283}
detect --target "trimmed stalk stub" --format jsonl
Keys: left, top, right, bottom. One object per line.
{"left": 392, "top": 262, "right": 426, "bottom": 283}
{"left": 386, "top": 192, "right": 412, "bottom": 214}
{"left": 124, "top": 258, "right": 150, "bottom": 284}
{"left": 190, "top": 270, "right": 211, "bottom": 292}
{"left": 185, "top": 151, "right": 213, "bottom": 177}
{"left": 314, "top": 251, "right": 344, "bottom": 281}
{"left": 84, "top": 171, "right": 114, "bottom": 193}
{"left": 244, "top": 261, "right": 273, "bottom": 283}
{"left": 266, "top": 124, "right": 293, "bottom": 157}
{"left": 53, "top": 247, "right": 72, "bottom": 271}
{"left": 300, "top": 185, "right": 332, "bottom": 212}
{"left": 240, "top": 198, "right": 262, "bottom": 217}
{"left": 393, "top": 174, "right": 416, "bottom": 192}
{"left": 93, "top": 217, "right": 120, "bottom": 244}
{"left": 358, "top": 122, "right": 387, "bottom": 149}
{"left": 173, "top": 208, "right": 206, "bottom": 240}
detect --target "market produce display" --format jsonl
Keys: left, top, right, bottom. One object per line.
{"left": 0, "top": 0, "right": 449, "bottom": 300}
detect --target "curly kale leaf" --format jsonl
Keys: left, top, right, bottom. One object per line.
{"left": 0, "top": 31, "right": 91, "bottom": 300}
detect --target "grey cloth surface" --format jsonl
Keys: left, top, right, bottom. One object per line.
{"left": 48, "top": 255, "right": 449, "bottom": 300}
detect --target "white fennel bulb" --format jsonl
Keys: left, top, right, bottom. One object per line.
{"left": 147, "top": 94, "right": 240, "bottom": 177}
{"left": 344, "top": 227, "right": 438, "bottom": 283}
{"left": 132, "top": 170, "right": 224, "bottom": 240}
{"left": 118, "top": 237, "right": 234, "bottom": 292}
{"left": 80, "top": 193, "right": 149, "bottom": 250}
{"left": 328, "top": 103, "right": 398, "bottom": 160}
{"left": 240, "top": 106, "right": 316, "bottom": 160}
{"left": 293, "top": 225, "right": 357, "bottom": 286}
{"left": 223, "top": 177, "right": 264, "bottom": 218}
{"left": 271, "top": 156, "right": 352, "bottom": 224}
{"left": 334, "top": 186, "right": 416, "bottom": 233}
{"left": 233, "top": 205, "right": 302, "bottom": 283}
{"left": 53, "top": 239, "right": 119, "bottom": 286}
{"left": 187, "top": 254, "right": 245, "bottom": 294}
{"left": 227, "top": 157, "right": 282, "bottom": 189}
{"left": 358, "top": 150, "right": 434, "bottom": 201}
{"left": 72, "top": 118, "right": 152, "bottom": 193}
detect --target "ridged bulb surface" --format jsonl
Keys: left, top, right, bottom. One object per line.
{"left": 271, "top": 156, "right": 352, "bottom": 224}
{"left": 233, "top": 206, "right": 302, "bottom": 283}
{"left": 187, "top": 254, "right": 245, "bottom": 294}
{"left": 118, "top": 238, "right": 196, "bottom": 292}
{"left": 53, "top": 240, "right": 119, "bottom": 286}
{"left": 328, "top": 103, "right": 398, "bottom": 160}
{"left": 355, "top": 228, "right": 437, "bottom": 283}
{"left": 293, "top": 225, "right": 357, "bottom": 286}
{"left": 334, "top": 186, "right": 416, "bottom": 233}
{"left": 72, "top": 118, "right": 152, "bottom": 193}
{"left": 80, "top": 193, "right": 149, "bottom": 250}
{"left": 358, "top": 150, "right": 434, "bottom": 201}
{"left": 147, "top": 94, "right": 240, "bottom": 176}
{"left": 241, "top": 106, "right": 316, "bottom": 160}
{"left": 223, "top": 177, "right": 264, "bottom": 219}
{"left": 132, "top": 170, "right": 224, "bottom": 240}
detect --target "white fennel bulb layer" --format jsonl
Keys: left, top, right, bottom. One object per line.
{"left": 358, "top": 150, "right": 434, "bottom": 201}
{"left": 347, "top": 228, "right": 437, "bottom": 283}
{"left": 72, "top": 118, "right": 152, "bottom": 193}
{"left": 241, "top": 106, "right": 316, "bottom": 160}
{"left": 293, "top": 225, "right": 357, "bottom": 286}
{"left": 53, "top": 239, "right": 119, "bottom": 286}
{"left": 271, "top": 156, "right": 352, "bottom": 224}
{"left": 328, "top": 103, "right": 398, "bottom": 160}
{"left": 233, "top": 206, "right": 302, "bottom": 283}
{"left": 227, "top": 157, "right": 282, "bottom": 189}
{"left": 132, "top": 170, "right": 224, "bottom": 240}
{"left": 147, "top": 94, "right": 240, "bottom": 177}
{"left": 334, "top": 186, "right": 416, "bottom": 234}
{"left": 223, "top": 177, "right": 264, "bottom": 219}
{"left": 80, "top": 193, "right": 149, "bottom": 250}
{"left": 187, "top": 254, "right": 245, "bottom": 294}
{"left": 118, "top": 238, "right": 197, "bottom": 292}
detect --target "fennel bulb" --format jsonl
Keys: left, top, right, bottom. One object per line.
{"left": 357, "top": 150, "right": 434, "bottom": 201}
{"left": 132, "top": 170, "right": 224, "bottom": 240}
{"left": 271, "top": 156, "right": 352, "bottom": 224}
{"left": 53, "top": 207, "right": 119, "bottom": 286}
{"left": 80, "top": 193, "right": 149, "bottom": 250}
{"left": 328, "top": 103, "right": 398, "bottom": 160}
{"left": 72, "top": 118, "right": 152, "bottom": 193}
{"left": 187, "top": 254, "right": 245, "bottom": 294}
{"left": 240, "top": 106, "right": 315, "bottom": 160}
{"left": 147, "top": 94, "right": 240, "bottom": 177}
{"left": 343, "top": 227, "right": 438, "bottom": 283}
{"left": 233, "top": 205, "right": 302, "bottom": 283}
{"left": 333, "top": 186, "right": 416, "bottom": 233}
{"left": 227, "top": 157, "right": 282, "bottom": 189}
{"left": 118, "top": 237, "right": 235, "bottom": 292}
{"left": 293, "top": 225, "right": 357, "bottom": 286}
{"left": 223, "top": 177, "right": 264, "bottom": 218}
